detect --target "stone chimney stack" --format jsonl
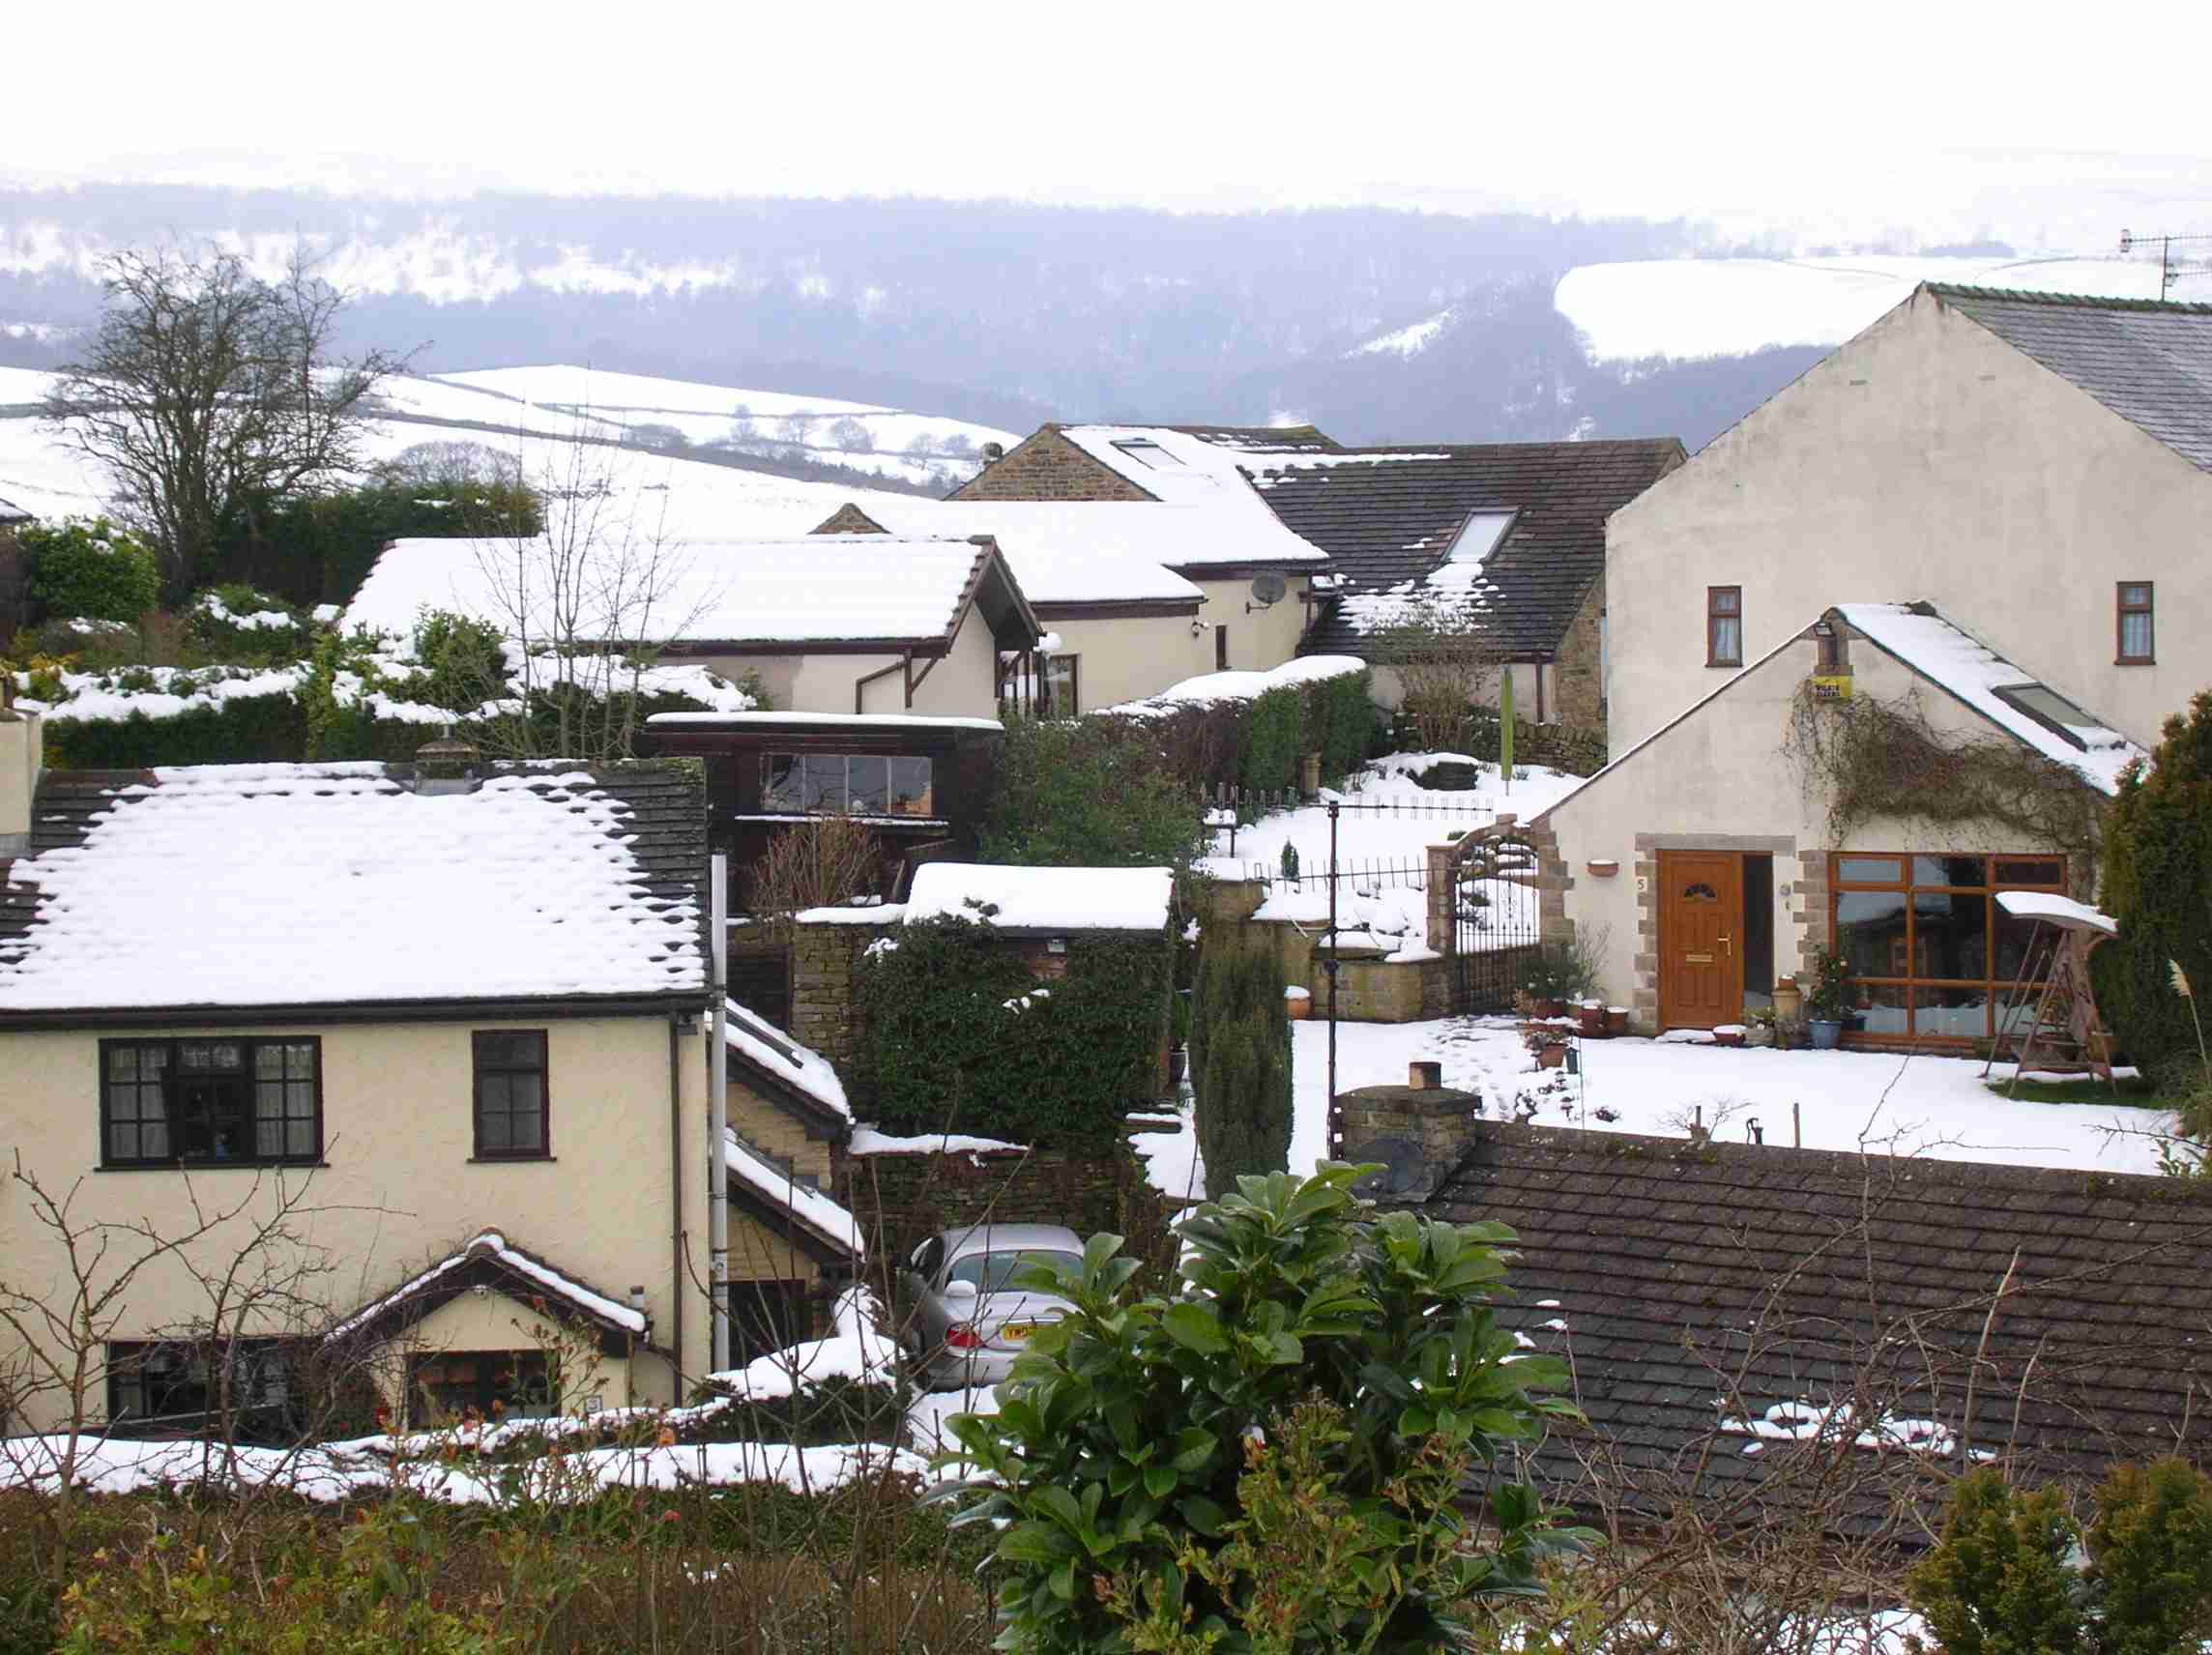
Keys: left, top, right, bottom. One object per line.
{"left": 979, "top": 442, "right": 1004, "bottom": 467}
{"left": 0, "top": 691, "right": 43, "bottom": 856}
{"left": 412, "top": 734, "right": 482, "bottom": 797}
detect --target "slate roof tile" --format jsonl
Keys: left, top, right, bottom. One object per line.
{"left": 1245, "top": 440, "right": 1684, "bottom": 657}
{"left": 1414, "top": 1121, "right": 2212, "bottom": 1532}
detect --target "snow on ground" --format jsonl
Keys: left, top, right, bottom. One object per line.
{"left": 1131, "top": 1085, "right": 1206, "bottom": 1210}
{"left": 1555, "top": 253, "right": 2196, "bottom": 363}
{"left": 1291, "top": 1017, "right": 2175, "bottom": 1180}
{"left": 1202, "top": 753, "right": 1582, "bottom": 960}
{"left": 706, "top": 1287, "right": 893, "bottom": 1395}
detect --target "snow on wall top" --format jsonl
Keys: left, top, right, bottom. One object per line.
{"left": 1107, "top": 653, "right": 1368, "bottom": 715}
{"left": 346, "top": 536, "right": 993, "bottom": 646}
{"left": 724, "top": 1131, "right": 863, "bottom": 1256}
{"left": 0, "top": 764, "right": 705, "bottom": 1012}
{"left": 1835, "top": 603, "right": 2145, "bottom": 794}
{"left": 724, "top": 998, "right": 850, "bottom": 1119}
{"left": 904, "top": 862, "right": 1172, "bottom": 934}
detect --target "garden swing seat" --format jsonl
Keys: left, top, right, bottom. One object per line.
{"left": 1982, "top": 892, "right": 2120, "bottom": 1094}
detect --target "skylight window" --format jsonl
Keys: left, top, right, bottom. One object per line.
{"left": 1992, "top": 682, "right": 2099, "bottom": 750}
{"left": 1112, "top": 439, "right": 1183, "bottom": 471}
{"left": 1447, "top": 509, "right": 1518, "bottom": 565}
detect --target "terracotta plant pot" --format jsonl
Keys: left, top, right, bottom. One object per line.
{"left": 1536, "top": 1044, "right": 1567, "bottom": 1070}
{"left": 1604, "top": 1006, "right": 1629, "bottom": 1035}
{"left": 1531, "top": 998, "right": 1565, "bottom": 1020}
{"left": 1285, "top": 990, "right": 1312, "bottom": 1022}
{"left": 1577, "top": 1003, "right": 1606, "bottom": 1038}
{"left": 1714, "top": 1027, "right": 1745, "bottom": 1048}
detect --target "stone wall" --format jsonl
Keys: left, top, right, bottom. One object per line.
{"left": 1336, "top": 1080, "right": 1485, "bottom": 1197}
{"left": 949, "top": 427, "right": 1151, "bottom": 503}
{"left": 790, "top": 917, "right": 893, "bottom": 1073}
{"left": 1208, "top": 876, "right": 1451, "bottom": 1025}
{"left": 835, "top": 1142, "right": 1176, "bottom": 1274}
{"left": 1552, "top": 580, "right": 1605, "bottom": 737}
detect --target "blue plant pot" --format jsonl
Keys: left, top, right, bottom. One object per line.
{"left": 1808, "top": 1019, "right": 1844, "bottom": 1051}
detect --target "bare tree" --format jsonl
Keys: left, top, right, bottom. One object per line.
{"left": 1370, "top": 591, "right": 1502, "bottom": 752}
{"left": 748, "top": 818, "right": 886, "bottom": 922}
{"left": 451, "top": 433, "right": 730, "bottom": 762}
{"left": 43, "top": 246, "right": 412, "bottom": 593}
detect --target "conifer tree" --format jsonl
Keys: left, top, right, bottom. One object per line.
{"left": 1192, "top": 943, "right": 1294, "bottom": 1198}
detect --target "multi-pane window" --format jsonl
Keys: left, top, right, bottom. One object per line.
{"left": 107, "top": 1337, "right": 295, "bottom": 1438}
{"left": 100, "top": 1038, "right": 320, "bottom": 1167}
{"left": 1828, "top": 854, "right": 2068, "bottom": 1043}
{"left": 760, "top": 753, "right": 934, "bottom": 818}
{"left": 408, "top": 1349, "right": 557, "bottom": 1425}
{"left": 1042, "top": 654, "right": 1080, "bottom": 718}
{"left": 473, "top": 1031, "right": 550, "bottom": 1159}
{"left": 2117, "top": 582, "right": 2154, "bottom": 664}
{"left": 1706, "top": 586, "right": 1743, "bottom": 667}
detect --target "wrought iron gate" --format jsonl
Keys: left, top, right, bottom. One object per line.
{"left": 1452, "top": 830, "right": 1541, "bottom": 1014}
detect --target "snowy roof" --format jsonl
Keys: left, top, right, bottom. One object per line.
{"left": 0, "top": 760, "right": 707, "bottom": 1019}
{"left": 333, "top": 1229, "right": 648, "bottom": 1341}
{"left": 724, "top": 998, "right": 850, "bottom": 1121}
{"left": 0, "top": 494, "right": 29, "bottom": 524}
{"left": 723, "top": 1130, "right": 863, "bottom": 1259}
{"left": 1931, "top": 285, "right": 2212, "bottom": 474}
{"left": 903, "top": 862, "right": 1173, "bottom": 934}
{"left": 1835, "top": 603, "right": 2144, "bottom": 793}
{"left": 817, "top": 496, "right": 1330, "bottom": 595}
{"left": 1057, "top": 423, "right": 1336, "bottom": 509}
{"left": 346, "top": 535, "right": 1037, "bottom": 649}
{"left": 1423, "top": 1119, "right": 2212, "bottom": 1527}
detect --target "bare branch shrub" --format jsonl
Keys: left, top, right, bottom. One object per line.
{"left": 748, "top": 818, "right": 886, "bottom": 922}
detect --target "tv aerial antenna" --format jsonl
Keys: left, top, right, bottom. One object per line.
{"left": 2118, "top": 229, "right": 2212, "bottom": 297}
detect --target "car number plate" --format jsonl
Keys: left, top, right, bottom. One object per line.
{"left": 998, "top": 1322, "right": 1040, "bottom": 1343}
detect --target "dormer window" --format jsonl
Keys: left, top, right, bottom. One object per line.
{"left": 1111, "top": 439, "right": 1182, "bottom": 471}
{"left": 1992, "top": 683, "right": 2099, "bottom": 751}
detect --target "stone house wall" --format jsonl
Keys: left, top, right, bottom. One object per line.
{"left": 950, "top": 427, "right": 1152, "bottom": 503}
{"left": 1551, "top": 580, "right": 1606, "bottom": 737}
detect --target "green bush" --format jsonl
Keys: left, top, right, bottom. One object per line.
{"left": 934, "top": 1166, "right": 1586, "bottom": 1653}
{"left": 2098, "top": 692, "right": 2212, "bottom": 1096}
{"left": 211, "top": 480, "right": 544, "bottom": 607}
{"left": 1908, "top": 1460, "right": 2212, "bottom": 1655}
{"left": 1385, "top": 706, "right": 1607, "bottom": 777}
{"left": 1191, "top": 942, "right": 1293, "bottom": 1199}
{"left": 983, "top": 714, "right": 1210, "bottom": 868}
{"left": 1237, "top": 685, "right": 1304, "bottom": 793}
{"left": 412, "top": 608, "right": 511, "bottom": 713}
{"left": 856, "top": 911, "right": 1171, "bottom": 1148}
{"left": 22, "top": 518, "right": 161, "bottom": 624}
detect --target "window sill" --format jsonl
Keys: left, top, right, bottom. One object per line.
{"left": 468, "top": 1155, "right": 558, "bottom": 1165}
{"left": 2115, "top": 658, "right": 2154, "bottom": 667}
{"left": 98, "top": 1161, "right": 331, "bottom": 1173}
{"left": 1706, "top": 661, "right": 1743, "bottom": 671}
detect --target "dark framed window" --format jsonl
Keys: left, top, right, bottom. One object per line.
{"left": 760, "top": 752, "right": 934, "bottom": 818}
{"left": 1042, "top": 654, "right": 1079, "bottom": 718}
{"left": 408, "top": 1349, "right": 557, "bottom": 1425}
{"left": 1828, "top": 854, "right": 2068, "bottom": 1044}
{"left": 473, "top": 1031, "right": 550, "bottom": 1159}
{"left": 107, "top": 1337, "right": 296, "bottom": 1439}
{"left": 1706, "top": 586, "right": 1743, "bottom": 667}
{"left": 100, "top": 1038, "right": 321, "bottom": 1168}
{"left": 1215, "top": 624, "right": 1229, "bottom": 671}
{"left": 2117, "top": 581, "right": 2154, "bottom": 664}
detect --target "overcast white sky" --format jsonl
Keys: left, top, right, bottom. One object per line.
{"left": 8, "top": 2, "right": 2210, "bottom": 247}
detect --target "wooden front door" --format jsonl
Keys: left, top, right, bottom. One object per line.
{"left": 1658, "top": 851, "right": 1743, "bottom": 1030}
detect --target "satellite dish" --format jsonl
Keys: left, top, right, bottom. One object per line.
{"left": 1248, "top": 570, "right": 1288, "bottom": 608}
{"left": 1346, "top": 1137, "right": 1429, "bottom": 1199}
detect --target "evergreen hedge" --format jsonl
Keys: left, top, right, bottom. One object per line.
{"left": 1190, "top": 939, "right": 1294, "bottom": 1198}
{"left": 855, "top": 911, "right": 1172, "bottom": 1149}
{"left": 2098, "top": 690, "right": 2212, "bottom": 1093}
{"left": 209, "top": 480, "right": 543, "bottom": 608}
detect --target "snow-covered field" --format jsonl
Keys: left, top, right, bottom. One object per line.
{"left": 0, "top": 361, "right": 1006, "bottom": 522}
{"left": 1554, "top": 253, "right": 2200, "bottom": 362}
{"left": 1290, "top": 1016, "right": 2174, "bottom": 1182}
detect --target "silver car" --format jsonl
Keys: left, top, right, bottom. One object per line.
{"left": 898, "top": 1223, "right": 1083, "bottom": 1389}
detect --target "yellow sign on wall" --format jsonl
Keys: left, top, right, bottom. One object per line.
{"left": 1808, "top": 675, "right": 1854, "bottom": 701}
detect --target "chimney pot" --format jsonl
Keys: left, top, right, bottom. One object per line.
{"left": 980, "top": 442, "right": 1004, "bottom": 465}
{"left": 1409, "top": 1060, "right": 1442, "bottom": 1089}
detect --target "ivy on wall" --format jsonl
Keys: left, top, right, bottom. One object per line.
{"left": 854, "top": 910, "right": 1172, "bottom": 1150}
{"left": 1785, "top": 684, "right": 2104, "bottom": 882}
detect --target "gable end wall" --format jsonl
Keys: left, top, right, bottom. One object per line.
{"left": 951, "top": 429, "right": 1153, "bottom": 503}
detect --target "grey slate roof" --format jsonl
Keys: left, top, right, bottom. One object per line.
{"left": 1415, "top": 1121, "right": 2212, "bottom": 1533}
{"left": 1932, "top": 284, "right": 2212, "bottom": 473}
{"left": 0, "top": 496, "right": 29, "bottom": 524}
{"left": 1247, "top": 440, "right": 1684, "bottom": 658}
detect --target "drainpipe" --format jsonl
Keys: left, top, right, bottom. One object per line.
{"left": 709, "top": 855, "right": 731, "bottom": 1375}
{"left": 666, "top": 1017, "right": 685, "bottom": 1393}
